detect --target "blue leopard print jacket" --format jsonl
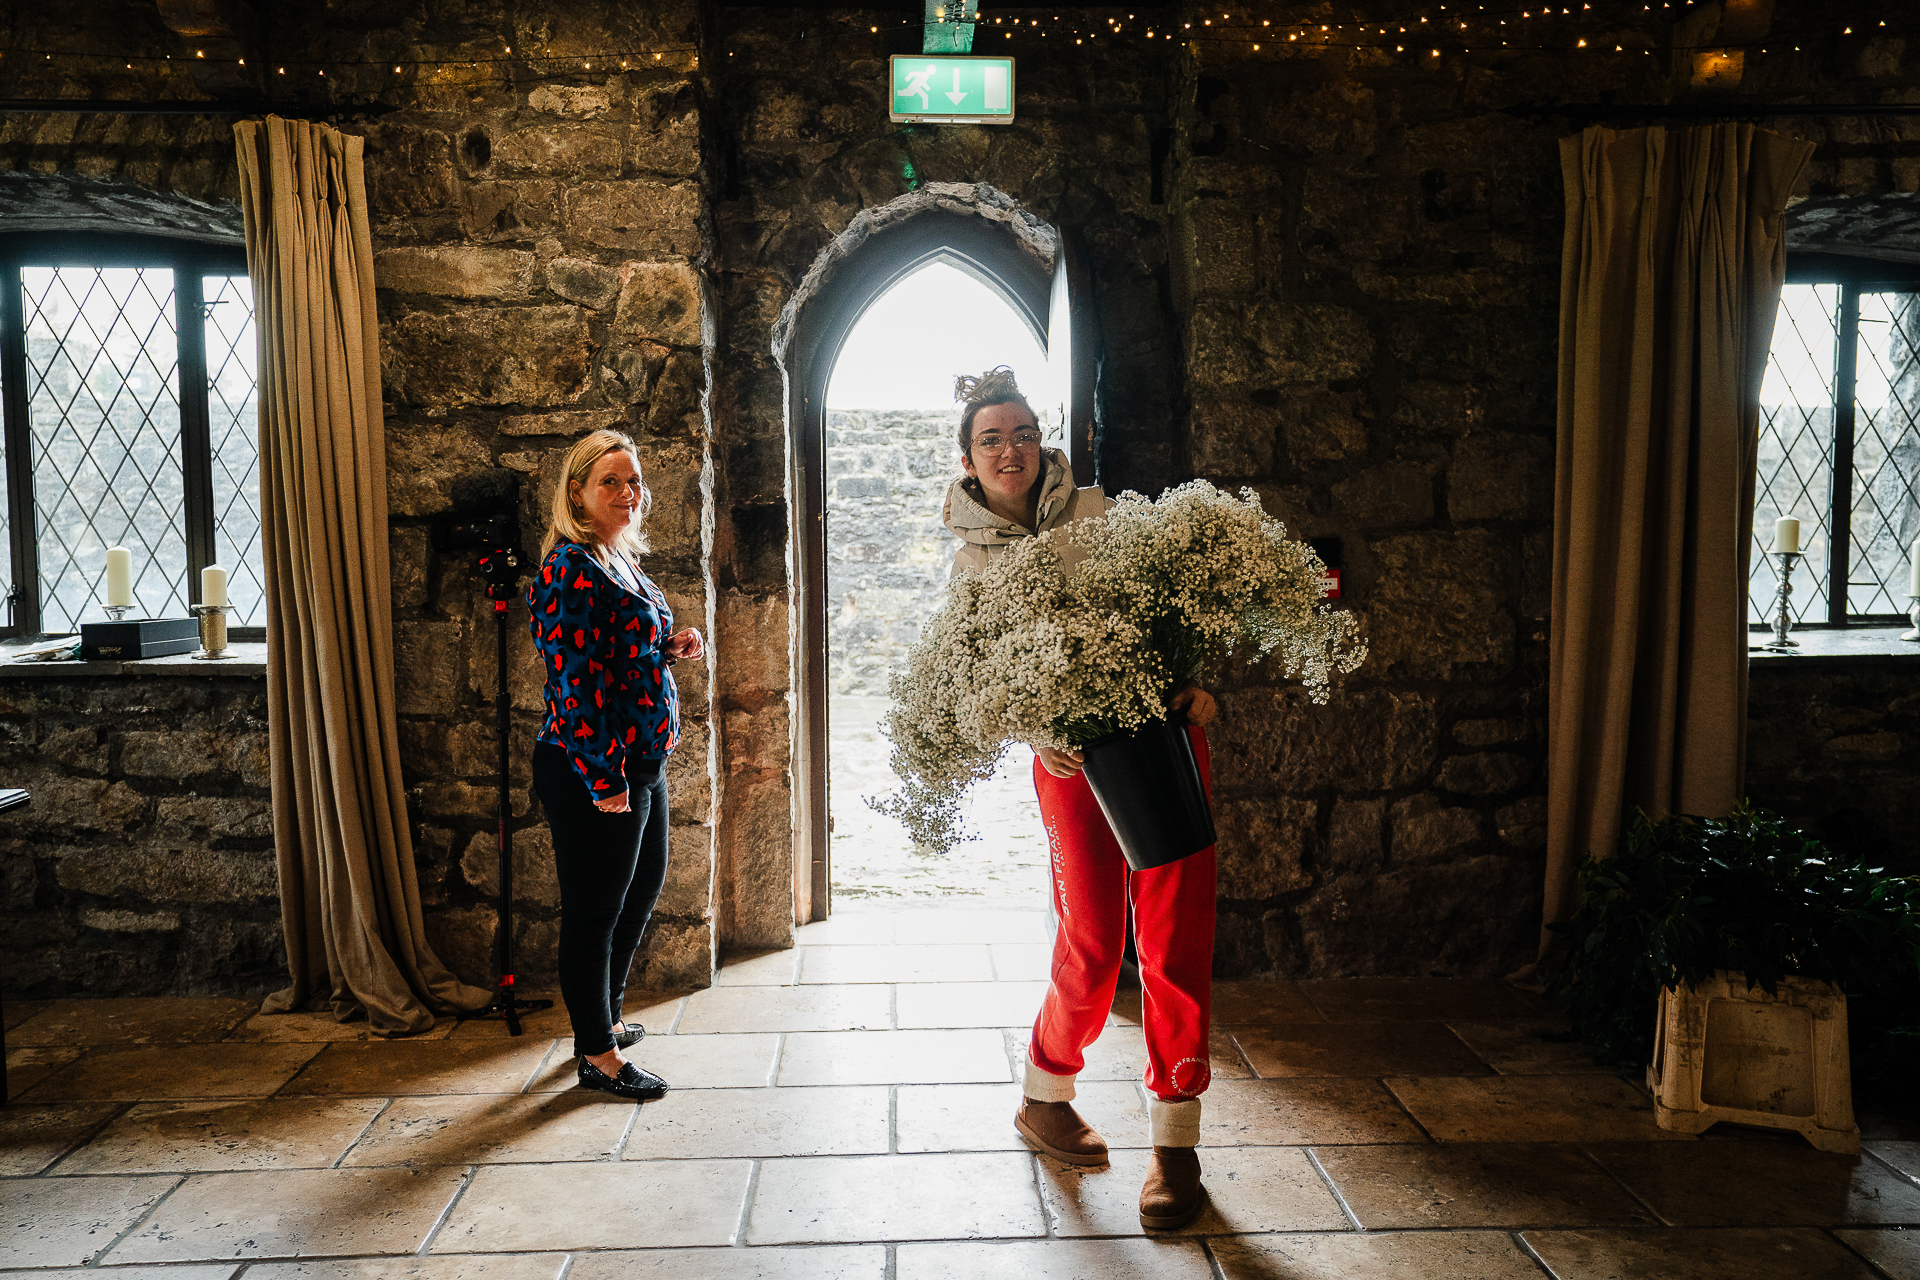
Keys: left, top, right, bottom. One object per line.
{"left": 528, "top": 539, "right": 680, "bottom": 797}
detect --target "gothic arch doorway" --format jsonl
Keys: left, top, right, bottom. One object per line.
{"left": 777, "top": 190, "right": 1098, "bottom": 922}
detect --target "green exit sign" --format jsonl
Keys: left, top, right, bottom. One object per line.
{"left": 889, "top": 55, "right": 1016, "bottom": 124}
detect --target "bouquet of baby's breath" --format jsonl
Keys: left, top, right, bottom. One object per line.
{"left": 876, "top": 481, "right": 1367, "bottom": 852}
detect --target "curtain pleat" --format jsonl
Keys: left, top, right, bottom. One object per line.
{"left": 1541, "top": 124, "right": 1814, "bottom": 954}
{"left": 236, "top": 117, "right": 490, "bottom": 1034}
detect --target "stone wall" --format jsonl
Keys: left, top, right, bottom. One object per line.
{"left": 0, "top": 0, "right": 721, "bottom": 991}
{"left": 5, "top": 0, "right": 1919, "bottom": 993}
{"left": 0, "top": 670, "right": 277, "bottom": 998}
{"left": 826, "top": 409, "right": 956, "bottom": 697}
{"left": 1164, "top": 5, "right": 1920, "bottom": 978}
{"left": 1747, "top": 656, "right": 1920, "bottom": 878}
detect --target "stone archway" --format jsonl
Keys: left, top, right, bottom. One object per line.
{"left": 773, "top": 183, "right": 1064, "bottom": 923}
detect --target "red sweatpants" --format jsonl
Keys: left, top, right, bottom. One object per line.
{"left": 1028, "top": 725, "right": 1217, "bottom": 1101}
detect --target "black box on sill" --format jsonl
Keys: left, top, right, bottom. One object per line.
{"left": 79, "top": 617, "right": 200, "bottom": 660}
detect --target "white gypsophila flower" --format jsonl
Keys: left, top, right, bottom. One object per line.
{"left": 874, "top": 481, "right": 1368, "bottom": 852}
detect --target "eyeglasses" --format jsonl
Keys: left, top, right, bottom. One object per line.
{"left": 972, "top": 429, "right": 1042, "bottom": 454}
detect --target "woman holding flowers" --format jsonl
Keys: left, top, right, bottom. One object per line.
{"left": 530, "top": 429, "right": 704, "bottom": 1101}
{"left": 941, "top": 368, "right": 1218, "bottom": 1230}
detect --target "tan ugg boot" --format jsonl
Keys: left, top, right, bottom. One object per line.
{"left": 1139, "top": 1145, "right": 1205, "bottom": 1229}
{"left": 1014, "top": 1098, "right": 1109, "bottom": 1166}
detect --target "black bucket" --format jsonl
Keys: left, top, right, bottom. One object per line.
{"left": 1079, "top": 717, "right": 1216, "bottom": 872}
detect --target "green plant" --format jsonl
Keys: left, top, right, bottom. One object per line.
{"left": 1542, "top": 803, "right": 1920, "bottom": 1078}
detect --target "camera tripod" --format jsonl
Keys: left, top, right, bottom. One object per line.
{"left": 436, "top": 492, "right": 552, "bottom": 1036}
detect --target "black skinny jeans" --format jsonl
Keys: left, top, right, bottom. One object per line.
{"left": 532, "top": 743, "right": 670, "bottom": 1059}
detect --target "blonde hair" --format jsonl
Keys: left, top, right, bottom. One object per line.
{"left": 540, "top": 428, "right": 652, "bottom": 562}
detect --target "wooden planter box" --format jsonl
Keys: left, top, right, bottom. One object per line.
{"left": 1647, "top": 970, "right": 1859, "bottom": 1154}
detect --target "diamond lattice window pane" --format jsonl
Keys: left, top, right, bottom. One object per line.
{"left": 1753, "top": 283, "right": 1837, "bottom": 625}
{"left": 1850, "top": 292, "right": 1920, "bottom": 618}
{"left": 205, "top": 275, "right": 263, "bottom": 627}
{"left": 22, "top": 266, "right": 186, "bottom": 633}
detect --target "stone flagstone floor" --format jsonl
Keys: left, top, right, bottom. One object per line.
{"left": 5, "top": 905, "right": 1920, "bottom": 1279}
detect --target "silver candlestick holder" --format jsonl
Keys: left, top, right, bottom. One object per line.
{"left": 103, "top": 604, "right": 132, "bottom": 622}
{"left": 1767, "top": 551, "right": 1803, "bottom": 649}
{"left": 191, "top": 603, "right": 233, "bottom": 659}
{"left": 1904, "top": 595, "right": 1919, "bottom": 643}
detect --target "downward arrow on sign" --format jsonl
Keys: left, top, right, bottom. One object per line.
{"left": 945, "top": 69, "right": 968, "bottom": 104}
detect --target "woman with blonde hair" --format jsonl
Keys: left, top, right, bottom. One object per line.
{"left": 529, "top": 429, "right": 703, "bottom": 1099}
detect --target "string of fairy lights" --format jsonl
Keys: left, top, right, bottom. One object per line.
{"left": 0, "top": 2, "right": 1899, "bottom": 85}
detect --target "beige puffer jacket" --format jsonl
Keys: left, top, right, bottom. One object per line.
{"left": 942, "top": 447, "right": 1108, "bottom": 577}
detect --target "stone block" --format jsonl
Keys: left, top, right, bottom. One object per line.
{"left": 1280, "top": 393, "right": 1369, "bottom": 466}
{"left": 1453, "top": 718, "right": 1528, "bottom": 748}
{"left": 1436, "top": 752, "right": 1531, "bottom": 796}
{"left": 646, "top": 352, "right": 708, "bottom": 438}
{"left": 461, "top": 825, "right": 560, "bottom": 909}
{"left": 154, "top": 794, "right": 273, "bottom": 840}
{"left": 1390, "top": 794, "right": 1485, "bottom": 864}
{"left": 717, "top": 770, "right": 795, "bottom": 952}
{"left": 564, "top": 182, "right": 702, "bottom": 257}
{"left": 1213, "top": 688, "right": 1439, "bottom": 793}
{"left": 546, "top": 256, "right": 622, "bottom": 310}
{"left": 119, "top": 730, "right": 225, "bottom": 780}
{"left": 601, "top": 340, "right": 671, "bottom": 408}
{"left": 1332, "top": 462, "right": 1434, "bottom": 528}
{"left": 41, "top": 726, "right": 107, "bottom": 775}
{"left": 421, "top": 772, "right": 527, "bottom": 825}
{"left": 383, "top": 422, "right": 495, "bottom": 518}
{"left": 634, "top": 82, "right": 701, "bottom": 178}
{"left": 635, "top": 915, "right": 714, "bottom": 989}
{"left": 1183, "top": 202, "right": 1259, "bottom": 297}
{"left": 1388, "top": 382, "right": 1487, "bottom": 436}
{"left": 1189, "top": 394, "right": 1276, "bottom": 478}
{"left": 56, "top": 841, "right": 277, "bottom": 904}
{"left": 463, "top": 179, "right": 563, "bottom": 241}
{"left": 383, "top": 305, "right": 593, "bottom": 408}
{"left": 1214, "top": 795, "right": 1316, "bottom": 899}
{"left": 1296, "top": 854, "right": 1538, "bottom": 977}
{"left": 374, "top": 247, "right": 538, "bottom": 300}
{"left": 391, "top": 525, "right": 429, "bottom": 611}
{"left": 1822, "top": 731, "right": 1900, "bottom": 761}
{"left": 79, "top": 908, "right": 181, "bottom": 933}
{"left": 362, "top": 125, "right": 454, "bottom": 218}
{"left": 500, "top": 409, "right": 627, "bottom": 438}
{"left": 668, "top": 718, "right": 713, "bottom": 824}
{"left": 528, "top": 85, "right": 615, "bottom": 118}
{"left": 1365, "top": 530, "right": 1515, "bottom": 682}
{"left": 491, "top": 126, "right": 623, "bottom": 179}
{"left": 659, "top": 821, "right": 715, "bottom": 918}
{"left": 1327, "top": 799, "right": 1386, "bottom": 875}
{"left": 424, "top": 905, "right": 497, "bottom": 989}
{"left": 1451, "top": 431, "right": 1553, "bottom": 522}
{"left": 718, "top": 591, "right": 792, "bottom": 698}
{"left": 613, "top": 261, "right": 704, "bottom": 348}
{"left": 1496, "top": 796, "right": 1547, "bottom": 850}
{"left": 394, "top": 621, "right": 464, "bottom": 717}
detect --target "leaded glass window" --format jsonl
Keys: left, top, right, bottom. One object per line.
{"left": 1752, "top": 261, "right": 1920, "bottom": 628}
{"left": 0, "top": 235, "right": 260, "bottom": 637}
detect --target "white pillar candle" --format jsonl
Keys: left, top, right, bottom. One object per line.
{"left": 105, "top": 546, "right": 133, "bottom": 607}
{"left": 201, "top": 563, "right": 229, "bottom": 608}
{"left": 1773, "top": 516, "right": 1801, "bottom": 556}
{"left": 1909, "top": 535, "right": 1920, "bottom": 597}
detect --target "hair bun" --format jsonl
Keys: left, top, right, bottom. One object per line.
{"left": 953, "top": 366, "right": 1023, "bottom": 406}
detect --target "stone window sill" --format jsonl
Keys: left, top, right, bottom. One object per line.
{"left": 1748, "top": 625, "right": 1920, "bottom": 667}
{"left": 0, "top": 638, "right": 268, "bottom": 677}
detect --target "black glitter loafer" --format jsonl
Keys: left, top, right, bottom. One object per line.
{"left": 613, "top": 1022, "right": 645, "bottom": 1049}
{"left": 577, "top": 1057, "right": 668, "bottom": 1100}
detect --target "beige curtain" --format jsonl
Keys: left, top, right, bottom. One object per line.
{"left": 1542, "top": 124, "right": 1814, "bottom": 953}
{"left": 236, "top": 117, "right": 490, "bottom": 1034}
